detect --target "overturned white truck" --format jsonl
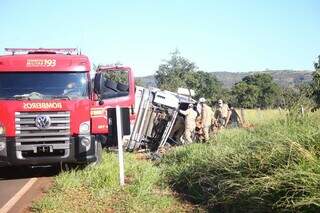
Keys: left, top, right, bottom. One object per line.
{"left": 127, "top": 87, "right": 195, "bottom": 152}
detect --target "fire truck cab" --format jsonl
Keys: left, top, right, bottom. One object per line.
{"left": 0, "top": 48, "right": 134, "bottom": 167}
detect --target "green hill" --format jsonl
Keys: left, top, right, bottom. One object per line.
{"left": 136, "top": 70, "right": 313, "bottom": 89}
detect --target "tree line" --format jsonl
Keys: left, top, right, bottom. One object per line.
{"left": 153, "top": 51, "right": 320, "bottom": 109}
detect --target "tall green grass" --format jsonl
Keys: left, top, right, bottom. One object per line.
{"left": 34, "top": 110, "right": 319, "bottom": 212}
{"left": 160, "top": 111, "right": 320, "bottom": 212}
{"left": 242, "top": 109, "right": 285, "bottom": 126}
{"left": 33, "top": 153, "right": 196, "bottom": 212}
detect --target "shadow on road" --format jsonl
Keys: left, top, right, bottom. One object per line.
{"left": 0, "top": 165, "right": 60, "bottom": 180}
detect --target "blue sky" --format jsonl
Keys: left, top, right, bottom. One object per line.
{"left": 1, "top": 0, "right": 319, "bottom": 76}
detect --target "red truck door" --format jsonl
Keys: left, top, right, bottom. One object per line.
{"left": 91, "top": 66, "right": 135, "bottom": 138}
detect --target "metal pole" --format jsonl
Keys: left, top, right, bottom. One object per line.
{"left": 301, "top": 105, "right": 304, "bottom": 117}
{"left": 116, "top": 106, "right": 125, "bottom": 186}
{"left": 240, "top": 108, "right": 245, "bottom": 124}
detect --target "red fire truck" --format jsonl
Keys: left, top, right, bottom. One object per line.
{"left": 0, "top": 48, "right": 135, "bottom": 166}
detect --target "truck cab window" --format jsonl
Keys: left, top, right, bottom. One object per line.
{"left": 101, "top": 70, "right": 129, "bottom": 99}
{"left": 0, "top": 72, "right": 89, "bottom": 100}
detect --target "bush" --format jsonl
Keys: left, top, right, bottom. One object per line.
{"left": 160, "top": 112, "right": 320, "bottom": 212}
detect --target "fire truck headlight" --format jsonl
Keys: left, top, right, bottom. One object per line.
{"left": 79, "top": 122, "right": 90, "bottom": 134}
{"left": 80, "top": 137, "right": 91, "bottom": 151}
{"left": 0, "top": 125, "right": 5, "bottom": 135}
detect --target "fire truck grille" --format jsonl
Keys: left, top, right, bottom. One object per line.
{"left": 15, "top": 111, "right": 70, "bottom": 145}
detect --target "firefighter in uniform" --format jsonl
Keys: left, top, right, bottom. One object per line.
{"left": 169, "top": 115, "right": 185, "bottom": 144}
{"left": 199, "top": 97, "right": 214, "bottom": 142}
{"left": 214, "top": 99, "right": 229, "bottom": 127}
{"left": 179, "top": 103, "right": 197, "bottom": 144}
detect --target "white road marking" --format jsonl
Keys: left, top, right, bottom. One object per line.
{"left": 0, "top": 178, "right": 38, "bottom": 213}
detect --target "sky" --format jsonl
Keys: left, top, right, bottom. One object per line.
{"left": 0, "top": 0, "right": 319, "bottom": 76}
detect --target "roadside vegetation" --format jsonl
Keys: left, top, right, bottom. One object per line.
{"left": 242, "top": 108, "right": 283, "bottom": 126}
{"left": 34, "top": 110, "right": 320, "bottom": 212}
{"left": 33, "top": 153, "right": 199, "bottom": 212}
{"left": 160, "top": 111, "right": 320, "bottom": 212}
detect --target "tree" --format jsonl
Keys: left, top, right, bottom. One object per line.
{"left": 232, "top": 82, "right": 259, "bottom": 108}
{"left": 312, "top": 55, "right": 320, "bottom": 105}
{"left": 94, "top": 64, "right": 129, "bottom": 84}
{"left": 155, "top": 50, "right": 197, "bottom": 91}
{"left": 135, "top": 78, "right": 144, "bottom": 87}
{"left": 277, "top": 87, "right": 300, "bottom": 108}
{"left": 231, "top": 73, "right": 280, "bottom": 108}
{"left": 216, "top": 88, "right": 235, "bottom": 106}
{"left": 190, "top": 71, "right": 223, "bottom": 101}
{"left": 242, "top": 73, "right": 280, "bottom": 108}
{"left": 155, "top": 50, "right": 222, "bottom": 101}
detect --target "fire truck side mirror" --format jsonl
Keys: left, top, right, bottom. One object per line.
{"left": 94, "top": 73, "right": 104, "bottom": 95}
{"left": 99, "top": 100, "right": 104, "bottom": 105}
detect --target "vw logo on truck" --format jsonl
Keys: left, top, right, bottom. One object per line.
{"left": 35, "top": 115, "right": 51, "bottom": 129}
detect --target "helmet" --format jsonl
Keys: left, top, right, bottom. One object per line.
{"left": 218, "top": 99, "right": 223, "bottom": 104}
{"left": 199, "top": 97, "right": 206, "bottom": 103}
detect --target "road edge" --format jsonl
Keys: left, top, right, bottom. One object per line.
{"left": 0, "top": 178, "right": 38, "bottom": 213}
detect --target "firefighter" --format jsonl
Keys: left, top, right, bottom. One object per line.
{"left": 225, "top": 104, "right": 243, "bottom": 128}
{"left": 199, "top": 97, "right": 214, "bottom": 142}
{"left": 214, "top": 99, "right": 229, "bottom": 127}
{"left": 179, "top": 103, "right": 197, "bottom": 144}
{"left": 169, "top": 115, "right": 185, "bottom": 144}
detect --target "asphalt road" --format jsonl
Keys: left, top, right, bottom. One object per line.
{"left": 0, "top": 166, "right": 59, "bottom": 213}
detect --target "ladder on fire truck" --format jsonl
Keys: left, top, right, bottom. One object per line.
{"left": 5, "top": 48, "right": 78, "bottom": 55}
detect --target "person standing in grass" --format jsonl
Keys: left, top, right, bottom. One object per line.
{"left": 225, "top": 104, "right": 243, "bottom": 128}
{"left": 169, "top": 115, "right": 185, "bottom": 145}
{"left": 179, "top": 103, "right": 197, "bottom": 144}
{"left": 214, "top": 99, "right": 229, "bottom": 127}
{"left": 198, "top": 98, "right": 214, "bottom": 142}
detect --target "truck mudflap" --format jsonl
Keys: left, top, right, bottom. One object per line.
{"left": 0, "top": 136, "right": 98, "bottom": 166}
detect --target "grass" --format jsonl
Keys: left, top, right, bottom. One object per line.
{"left": 241, "top": 108, "right": 285, "bottom": 126}
{"left": 160, "top": 110, "right": 320, "bottom": 212}
{"left": 34, "top": 109, "right": 320, "bottom": 212}
{"left": 33, "top": 153, "right": 199, "bottom": 213}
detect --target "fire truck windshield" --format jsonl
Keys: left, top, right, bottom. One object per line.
{"left": 0, "top": 72, "right": 88, "bottom": 100}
